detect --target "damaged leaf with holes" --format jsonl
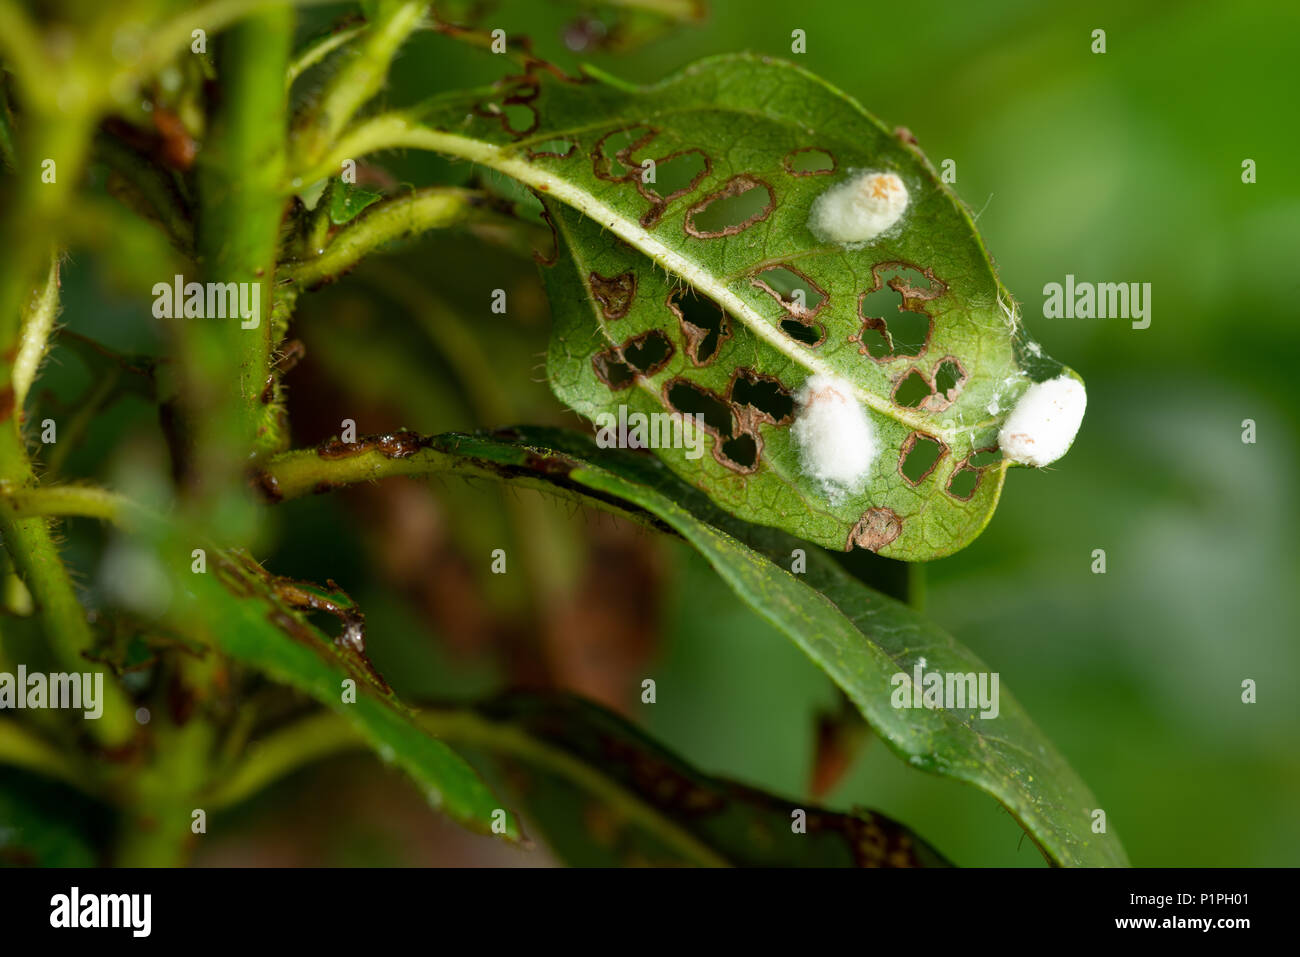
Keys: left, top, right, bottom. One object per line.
{"left": 392, "top": 54, "right": 1079, "bottom": 559}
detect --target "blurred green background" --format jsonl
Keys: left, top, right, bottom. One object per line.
{"left": 19, "top": 0, "right": 1300, "bottom": 866}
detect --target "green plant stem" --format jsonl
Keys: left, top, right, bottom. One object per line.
{"left": 255, "top": 436, "right": 656, "bottom": 531}
{"left": 0, "top": 76, "right": 16, "bottom": 171}
{"left": 0, "top": 2, "right": 46, "bottom": 109}
{"left": 290, "top": 1, "right": 425, "bottom": 171}
{"left": 134, "top": 0, "right": 332, "bottom": 87}
{"left": 0, "top": 251, "right": 132, "bottom": 747}
{"left": 0, "top": 719, "right": 90, "bottom": 794}
{"left": 907, "top": 562, "right": 926, "bottom": 613}
{"left": 286, "top": 23, "right": 367, "bottom": 88}
{"left": 205, "top": 710, "right": 364, "bottom": 808}
{"left": 0, "top": 482, "right": 136, "bottom": 525}
{"left": 11, "top": 255, "right": 60, "bottom": 410}
{"left": 284, "top": 188, "right": 493, "bottom": 287}
{"left": 0, "top": 434, "right": 135, "bottom": 747}
{"left": 185, "top": 5, "right": 292, "bottom": 495}
{"left": 115, "top": 715, "right": 216, "bottom": 867}
{"left": 602, "top": 0, "right": 705, "bottom": 20}
{"left": 0, "top": 122, "right": 92, "bottom": 376}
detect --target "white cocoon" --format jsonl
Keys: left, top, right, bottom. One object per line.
{"left": 808, "top": 170, "right": 909, "bottom": 245}
{"left": 792, "top": 374, "right": 878, "bottom": 498}
{"left": 998, "top": 374, "right": 1087, "bottom": 467}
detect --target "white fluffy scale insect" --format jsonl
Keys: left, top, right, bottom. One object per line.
{"left": 791, "top": 374, "right": 878, "bottom": 501}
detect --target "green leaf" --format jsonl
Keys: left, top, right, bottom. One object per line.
{"left": 171, "top": 548, "right": 519, "bottom": 841}
{"left": 261, "top": 428, "right": 1127, "bottom": 866}
{"left": 451, "top": 692, "right": 948, "bottom": 867}
{"left": 327, "top": 179, "right": 383, "bottom": 225}
{"left": 327, "top": 54, "right": 1080, "bottom": 559}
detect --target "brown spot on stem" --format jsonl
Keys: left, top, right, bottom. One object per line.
{"left": 317, "top": 430, "right": 427, "bottom": 460}
{"left": 250, "top": 470, "right": 283, "bottom": 504}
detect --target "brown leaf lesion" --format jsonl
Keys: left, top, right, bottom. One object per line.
{"left": 846, "top": 507, "right": 902, "bottom": 552}
{"left": 588, "top": 270, "right": 637, "bottom": 320}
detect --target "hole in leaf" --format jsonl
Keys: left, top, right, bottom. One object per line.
{"left": 593, "top": 125, "right": 655, "bottom": 180}
{"left": 934, "top": 357, "right": 965, "bottom": 397}
{"left": 719, "top": 431, "right": 759, "bottom": 471}
{"left": 780, "top": 317, "right": 826, "bottom": 346}
{"left": 619, "top": 330, "right": 674, "bottom": 376}
{"left": 968, "top": 447, "right": 1002, "bottom": 468}
{"left": 592, "top": 350, "right": 635, "bottom": 390}
{"left": 893, "top": 369, "right": 932, "bottom": 408}
{"left": 668, "top": 287, "right": 731, "bottom": 365}
{"left": 850, "top": 264, "right": 946, "bottom": 362}
{"left": 752, "top": 265, "right": 827, "bottom": 319}
{"left": 685, "top": 175, "right": 775, "bottom": 238}
{"left": 851, "top": 320, "right": 893, "bottom": 359}
{"left": 730, "top": 370, "right": 794, "bottom": 425}
{"left": 899, "top": 432, "right": 947, "bottom": 486}
{"left": 643, "top": 150, "right": 710, "bottom": 199}
{"left": 592, "top": 331, "right": 674, "bottom": 390}
{"left": 921, "top": 356, "right": 967, "bottom": 412}
{"left": 527, "top": 138, "right": 577, "bottom": 159}
{"left": 946, "top": 465, "right": 981, "bottom": 500}
{"left": 859, "top": 284, "right": 929, "bottom": 357}
{"left": 665, "top": 378, "right": 733, "bottom": 437}
{"left": 783, "top": 147, "right": 837, "bottom": 176}
{"left": 502, "top": 103, "right": 537, "bottom": 135}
